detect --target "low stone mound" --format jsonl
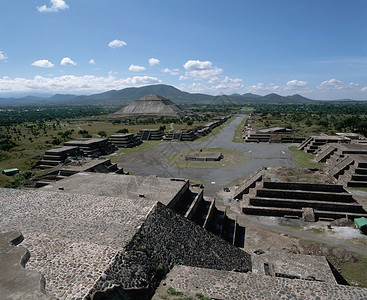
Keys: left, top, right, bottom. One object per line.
{"left": 87, "top": 202, "right": 252, "bottom": 299}
{"left": 109, "top": 94, "right": 196, "bottom": 118}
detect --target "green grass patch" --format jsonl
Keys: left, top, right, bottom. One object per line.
{"left": 167, "top": 287, "right": 184, "bottom": 296}
{"left": 328, "top": 254, "right": 367, "bottom": 288}
{"left": 306, "top": 228, "right": 325, "bottom": 235}
{"left": 164, "top": 148, "right": 251, "bottom": 169}
{"left": 240, "top": 107, "right": 254, "bottom": 112}
{"left": 233, "top": 116, "right": 248, "bottom": 143}
{"left": 104, "top": 140, "right": 161, "bottom": 163}
{"left": 288, "top": 146, "right": 324, "bottom": 168}
{"left": 194, "top": 117, "right": 235, "bottom": 142}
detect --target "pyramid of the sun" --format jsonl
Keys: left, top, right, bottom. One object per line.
{"left": 109, "top": 94, "right": 196, "bottom": 118}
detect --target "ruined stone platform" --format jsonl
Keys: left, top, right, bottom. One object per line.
{"left": 154, "top": 265, "right": 367, "bottom": 299}
{"left": 0, "top": 188, "right": 155, "bottom": 299}
{"left": 39, "top": 172, "right": 189, "bottom": 206}
{"left": 1, "top": 187, "right": 252, "bottom": 299}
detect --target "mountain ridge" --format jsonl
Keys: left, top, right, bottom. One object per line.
{"left": 0, "top": 84, "right": 365, "bottom": 106}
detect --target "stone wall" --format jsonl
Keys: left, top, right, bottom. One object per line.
{"left": 87, "top": 202, "right": 252, "bottom": 299}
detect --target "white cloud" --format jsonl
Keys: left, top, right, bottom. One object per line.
{"left": 179, "top": 76, "right": 244, "bottom": 95}
{"left": 285, "top": 80, "right": 308, "bottom": 90}
{"left": 161, "top": 68, "right": 180, "bottom": 76}
{"left": 0, "top": 75, "right": 161, "bottom": 94}
{"left": 0, "top": 51, "right": 8, "bottom": 61}
{"left": 89, "top": 59, "right": 95, "bottom": 64}
{"left": 149, "top": 58, "right": 160, "bottom": 66}
{"left": 317, "top": 78, "right": 361, "bottom": 91}
{"left": 129, "top": 64, "right": 146, "bottom": 72}
{"left": 60, "top": 57, "right": 76, "bottom": 66}
{"left": 317, "top": 78, "right": 345, "bottom": 90}
{"left": 37, "top": 0, "right": 69, "bottom": 13}
{"left": 183, "top": 60, "right": 213, "bottom": 71}
{"left": 31, "top": 59, "right": 54, "bottom": 68}
{"left": 108, "top": 39, "right": 127, "bottom": 48}
{"left": 181, "top": 60, "right": 223, "bottom": 80}
{"left": 362, "top": 87, "right": 367, "bottom": 92}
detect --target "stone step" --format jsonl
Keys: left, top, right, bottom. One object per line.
{"left": 202, "top": 199, "right": 215, "bottom": 229}
{"left": 233, "top": 169, "right": 264, "bottom": 200}
{"left": 38, "top": 160, "right": 60, "bottom": 166}
{"left": 347, "top": 181, "right": 367, "bottom": 188}
{"left": 355, "top": 168, "right": 367, "bottom": 175}
{"left": 243, "top": 205, "right": 303, "bottom": 218}
{"left": 262, "top": 181, "right": 345, "bottom": 193}
{"left": 207, "top": 208, "right": 225, "bottom": 236}
{"left": 255, "top": 189, "right": 354, "bottom": 203}
{"left": 351, "top": 174, "right": 367, "bottom": 181}
{"left": 220, "top": 212, "right": 236, "bottom": 245}
{"left": 184, "top": 190, "right": 204, "bottom": 220}
{"left": 249, "top": 197, "right": 366, "bottom": 213}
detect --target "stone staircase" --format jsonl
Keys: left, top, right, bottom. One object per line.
{"left": 241, "top": 180, "right": 367, "bottom": 221}
{"left": 171, "top": 188, "right": 246, "bottom": 248}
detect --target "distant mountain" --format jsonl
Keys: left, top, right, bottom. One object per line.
{"left": 286, "top": 94, "right": 314, "bottom": 102}
{"left": 70, "top": 84, "right": 214, "bottom": 105}
{"left": 48, "top": 94, "right": 78, "bottom": 102}
{"left": 0, "top": 84, "right": 364, "bottom": 106}
{"left": 242, "top": 93, "right": 262, "bottom": 98}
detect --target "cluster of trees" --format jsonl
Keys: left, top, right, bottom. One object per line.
{"left": 0, "top": 105, "right": 114, "bottom": 126}
{"left": 0, "top": 134, "right": 17, "bottom": 151}
{"left": 254, "top": 102, "right": 367, "bottom": 136}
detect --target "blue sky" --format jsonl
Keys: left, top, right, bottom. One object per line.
{"left": 0, "top": 0, "right": 366, "bottom": 99}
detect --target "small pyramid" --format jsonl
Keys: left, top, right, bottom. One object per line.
{"left": 109, "top": 94, "right": 196, "bottom": 118}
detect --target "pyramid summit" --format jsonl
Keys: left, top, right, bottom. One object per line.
{"left": 109, "top": 94, "right": 196, "bottom": 118}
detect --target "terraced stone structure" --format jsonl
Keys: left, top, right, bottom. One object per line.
{"left": 109, "top": 94, "right": 196, "bottom": 118}
{"left": 244, "top": 127, "right": 305, "bottom": 143}
{"left": 163, "top": 116, "right": 230, "bottom": 142}
{"left": 109, "top": 133, "right": 142, "bottom": 148}
{"left": 37, "top": 145, "right": 79, "bottom": 169}
{"left": 137, "top": 129, "right": 164, "bottom": 141}
{"left": 298, "top": 134, "right": 350, "bottom": 154}
{"left": 315, "top": 143, "right": 367, "bottom": 189}
{"left": 235, "top": 167, "right": 367, "bottom": 221}
{"left": 63, "top": 138, "right": 117, "bottom": 157}
{"left": 0, "top": 188, "right": 251, "bottom": 299}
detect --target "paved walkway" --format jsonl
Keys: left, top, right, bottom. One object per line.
{"left": 117, "top": 115, "right": 296, "bottom": 195}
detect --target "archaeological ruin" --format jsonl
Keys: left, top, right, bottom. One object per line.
{"left": 108, "top": 94, "right": 196, "bottom": 118}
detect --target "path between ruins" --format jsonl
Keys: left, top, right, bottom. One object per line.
{"left": 117, "top": 115, "right": 297, "bottom": 195}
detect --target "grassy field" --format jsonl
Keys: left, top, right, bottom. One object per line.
{"left": 288, "top": 146, "right": 324, "bottom": 168}
{"left": 233, "top": 116, "right": 248, "bottom": 143}
{"left": 164, "top": 148, "right": 252, "bottom": 169}
{"left": 104, "top": 141, "right": 161, "bottom": 163}
{"left": 0, "top": 115, "right": 211, "bottom": 187}
{"left": 328, "top": 254, "right": 367, "bottom": 287}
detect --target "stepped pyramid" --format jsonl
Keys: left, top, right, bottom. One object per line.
{"left": 109, "top": 94, "right": 196, "bottom": 118}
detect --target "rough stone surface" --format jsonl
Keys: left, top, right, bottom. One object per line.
{"left": 154, "top": 265, "right": 367, "bottom": 300}
{"left": 251, "top": 252, "right": 336, "bottom": 284}
{"left": 0, "top": 231, "right": 47, "bottom": 300}
{"left": 40, "top": 172, "right": 188, "bottom": 206}
{"left": 0, "top": 188, "right": 155, "bottom": 299}
{"left": 87, "top": 202, "right": 252, "bottom": 298}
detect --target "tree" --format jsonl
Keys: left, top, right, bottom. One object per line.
{"left": 98, "top": 130, "right": 107, "bottom": 137}
{"left": 116, "top": 128, "right": 129, "bottom": 133}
